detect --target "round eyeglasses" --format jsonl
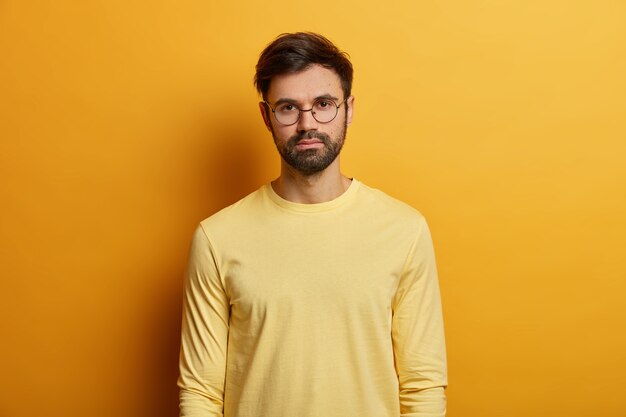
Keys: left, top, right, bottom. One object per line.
{"left": 265, "top": 97, "right": 348, "bottom": 126}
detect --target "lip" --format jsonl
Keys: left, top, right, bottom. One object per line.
{"left": 295, "top": 139, "right": 324, "bottom": 150}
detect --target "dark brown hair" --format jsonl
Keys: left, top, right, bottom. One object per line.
{"left": 254, "top": 32, "right": 353, "bottom": 101}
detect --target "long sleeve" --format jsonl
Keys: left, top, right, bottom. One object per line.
{"left": 178, "top": 226, "right": 230, "bottom": 417}
{"left": 392, "top": 217, "right": 448, "bottom": 417}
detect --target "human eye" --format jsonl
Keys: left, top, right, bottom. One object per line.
{"left": 314, "top": 100, "right": 335, "bottom": 110}
{"left": 276, "top": 103, "right": 298, "bottom": 113}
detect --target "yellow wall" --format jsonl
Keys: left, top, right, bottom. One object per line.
{"left": 1, "top": 1, "right": 625, "bottom": 416}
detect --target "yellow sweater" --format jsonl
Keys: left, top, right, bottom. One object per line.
{"left": 178, "top": 180, "right": 447, "bottom": 417}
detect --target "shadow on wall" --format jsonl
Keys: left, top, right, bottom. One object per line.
{"left": 142, "top": 107, "right": 269, "bottom": 416}
{"left": 205, "top": 117, "right": 269, "bottom": 211}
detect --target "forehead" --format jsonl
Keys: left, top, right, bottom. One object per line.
{"left": 266, "top": 64, "right": 343, "bottom": 102}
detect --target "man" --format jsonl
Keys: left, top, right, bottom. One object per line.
{"left": 178, "top": 32, "right": 447, "bottom": 417}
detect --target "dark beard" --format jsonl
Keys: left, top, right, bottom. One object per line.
{"left": 275, "top": 123, "right": 346, "bottom": 176}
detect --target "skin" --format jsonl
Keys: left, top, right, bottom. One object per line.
{"left": 259, "top": 64, "right": 355, "bottom": 204}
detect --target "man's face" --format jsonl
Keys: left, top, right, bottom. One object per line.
{"left": 260, "top": 64, "right": 354, "bottom": 176}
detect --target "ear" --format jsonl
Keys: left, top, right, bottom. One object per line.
{"left": 346, "top": 95, "right": 355, "bottom": 126}
{"left": 259, "top": 101, "right": 272, "bottom": 132}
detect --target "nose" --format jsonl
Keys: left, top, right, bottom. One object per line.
{"left": 296, "top": 108, "right": 318, "bottom": 131}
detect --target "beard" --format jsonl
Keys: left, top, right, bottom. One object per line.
{"left": 272, "top": 120, "right": 347, "bottom": 176}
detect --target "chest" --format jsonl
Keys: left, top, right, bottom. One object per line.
{"left": 221, "top": 232, "right": 407, "bottom": 325}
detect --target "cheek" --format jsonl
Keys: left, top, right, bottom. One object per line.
{"left": 327, "top": 119, "right": 346, "bottom": 137}
{"left": 272, "top": 126, "right": 296, "bottom": 144}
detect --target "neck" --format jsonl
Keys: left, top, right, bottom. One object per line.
{"left": 272, "top": 159, "right": 352, "bottom": 204}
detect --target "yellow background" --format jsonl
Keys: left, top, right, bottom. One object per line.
{"left": 1, "top": 1, "right": 625, "bottom": 416}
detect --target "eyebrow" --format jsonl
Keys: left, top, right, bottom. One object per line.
{"left": 272, "top": 94, "right": 340, "bottom": 107}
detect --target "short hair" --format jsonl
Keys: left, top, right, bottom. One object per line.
{"left": 254, "top": 32, "right": 353, "bottom": 101}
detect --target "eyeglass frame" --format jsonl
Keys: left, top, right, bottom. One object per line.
{"left": 263, "top": 96, "right": 349, "bottom": 126}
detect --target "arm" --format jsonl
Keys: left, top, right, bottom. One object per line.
{"left": 178, "top": 226, "right": 230, "bottom": 417}
{"left": 392, "top": 217, "right": 448, "bottom": 417}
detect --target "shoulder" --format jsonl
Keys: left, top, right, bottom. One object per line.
{"left": 355, "top": 181, "right": 426, "bottom": 224}
{"left": 352, "top": 181, "right": 433, "bottom": 250}
{"left": 198, "top": 185, "right": 268, "bottom": 235}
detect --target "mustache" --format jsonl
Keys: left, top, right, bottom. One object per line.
{"left": 287, "top": 130, "right": 331, "bottom": 147}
